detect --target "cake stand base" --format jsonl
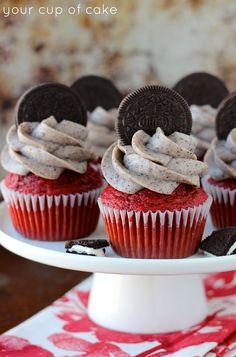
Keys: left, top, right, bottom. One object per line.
{"left": 88, "top": 273, "right": 208, "bottom": 334}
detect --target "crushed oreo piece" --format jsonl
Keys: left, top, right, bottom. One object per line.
{"left": 200, "top": 227, "right": 236, "bottom": 256}
{"left": 65, "top": 239, "right": 109, "bottom": 257}
{"left": 216, "top": 92, "right": 236, "bottom": 140}
{"left": 16, "top": 83, "right": 87, "bottom": 126}
{"left": 116, "top": 85, "right": 192, "bottom": 145}
{"left": 173, "top": 72, "right": 229, "bottom": 108}
{"left": 71, "top": 75, "right": 123, "bottom": 111}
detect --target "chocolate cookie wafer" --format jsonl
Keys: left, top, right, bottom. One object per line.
{"left": 116, "top": 85, "right": 192, "bottom": 145}
{"left": 16, "top": 83, "right": 87, "bottom": 126}
{"left": 216, "top": 92, "right": 236, "bottom": 140}
{"left": 200, "top": 227, "right": 236, "bottom": 256}
{"left": 71, "top": 75, "right": 123, "bottom": 111}
{"left": 173, "top": 72, "right": 229, "bottom": 108}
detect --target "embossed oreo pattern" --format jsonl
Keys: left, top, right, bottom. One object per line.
{"left": 117, "top": 85, "right": 192, "bottom": 145}
{"left": 173, "top": 72, "right": 229, "bottom": 108}
{"left": 16, "top": 83, "right": 87, "bottom": 126}
{"left": 71, "top": 75, "right": 123, "bottom": 111}
{"left": 216, "top": 92, "right": 236, "bottom": 139}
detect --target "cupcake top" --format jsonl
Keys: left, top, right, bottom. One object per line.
{"left": 87, "top": 107, "right": 117, "bottom": 157}
{"left": 190, "top": 105, "right": 216, "bottom": 157}
{"left": 174, "top": 72, "right": 229, "bottom": 158}
{"left": 102, "top": 85, "right": 208, "bottom": 195}
{"left": 205, "top": 128, "right": 236, "bottom": 180}
{"left": 205, "top": 92, "right": 236, "bottom": 180}
{"left": 71, "top": 75, "right": 123, "bottom": 158}
{"left": 1, "top": 83, "right": 97, "bottom": 179}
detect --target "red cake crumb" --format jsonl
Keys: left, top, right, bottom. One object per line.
{"left": 101, "top": 184, "right": 208, "bottom": 212}
{"left": 208, "top": 177, "right": 236, "bottom": 190}
{"left": 4, "top": 162, "right": 103, "bottom": 195}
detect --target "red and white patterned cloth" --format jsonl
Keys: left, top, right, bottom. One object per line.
{"left": 1, "top": 272, "right": 236, "bottom": 357}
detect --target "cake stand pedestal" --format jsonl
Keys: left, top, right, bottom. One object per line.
{"left": 0, "top": 202, "right": 235, "bottom": 334}
{"left": 89, "top": 273, "right": 207, "bottom": 333}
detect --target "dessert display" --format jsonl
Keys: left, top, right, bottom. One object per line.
{"left": 173, "top": 72, "right": 229, "bottom": 159}
{"left": 99, "top": 85, "right": 212, "bottom": 259}
{"left": 200, "top": 227, "right": 236, "bottom": 256}
{"left": 65, "top": 239, "right": 109, "bottom": 256}
{"left": 1, "top": 83, "right": 103, "bottom": 241}
{"left": 71, "top": 75, "right": 123, "bottom": 159}
{"left": 203, "top": 92, "right": 236, "bottom": 228}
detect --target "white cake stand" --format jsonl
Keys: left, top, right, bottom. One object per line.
{"left": 0, "top": 202, "right": 236, "bottom": 334}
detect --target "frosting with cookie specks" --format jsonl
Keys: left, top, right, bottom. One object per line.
{"left": 102, "top": 127, "right": 208, "bottom": 194}
{"left": 1, "top": 116, "right": 97, "bottom": 179}
{"left": 190, "top": 104, "right": 217, "bottom": 157}
{"left": 87, "top": 106, "right": 117, "bottom": 158}
{"left": 204, "top": 128, "right": 236, "bottom": 180}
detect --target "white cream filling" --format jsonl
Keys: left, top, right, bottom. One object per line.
{"left": 227, "top": 241, "right": 236, "bottom": 255}
{"left": 202, "top": 251, "right": 216, "bottom": 257}
{"left": 68, "top": 245, "right": 105, "bottom": 257}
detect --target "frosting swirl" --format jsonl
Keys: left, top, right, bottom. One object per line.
{"left": 87, "top": 106, "right": 117, "bottom": 158}
{"left": 102, "top": 127, "right": 208, "bottom": 195}
{"left": 190, "top": 104, "right": 217, "bottom": 157}
{"left": 1, "top": 116, "right": 97, "bottom": 179}
{"left": 204, "top": 128, "right": 236, "bottom": 180}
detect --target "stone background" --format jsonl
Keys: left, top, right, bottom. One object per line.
{"left": 0, "top": 0, "right": 235, "bottom": 177}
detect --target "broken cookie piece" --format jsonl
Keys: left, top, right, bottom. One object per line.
{"left": 200, "top": 227, "right": 236, "bottom": 256}
{"left": 65, "top": 239, "right": 109, "bottom": 257}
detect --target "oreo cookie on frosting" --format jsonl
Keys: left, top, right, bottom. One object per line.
{"left": 200, "top": 227, "right": 236, "bottom": 256}
{"left": 65, "top": 239, "right": 109, "bottom": 257}
{"left": 173, "top": 72, "right": 229, "bottom": 108}
{"left": 16, "top": 83, "right": 87, "bottom": 126}
{"left": 116, "top": 85, "right": 192, "bottom": 145}
{"left": 71, "top": 75, "right": 123, "bottom": 111}
{"left": 216, "top": 92, "right": 236, "bottom": 140}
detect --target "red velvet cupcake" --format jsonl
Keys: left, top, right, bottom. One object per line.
{"left": 99, "top": 86, "right": 212, "bottom": 259}
{"left": 203, "top": 92, "right": 236, "bottom": 229}
{"left": 1, "top": 83, "right": 103, "bottom": 241}
{"left": 202, "top": 177, "right": 236, "bottom": 228}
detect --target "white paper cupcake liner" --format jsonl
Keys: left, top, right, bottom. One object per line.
{"left": 202, "top": 175, "right": 236, "bottom": 227}
{"left": 98, "top": 195, "right": 212, "bottom": 259}
{"left": 1, "top": 180, "right": 102, "bottom": 241}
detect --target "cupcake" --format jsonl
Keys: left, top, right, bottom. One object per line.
{"left": 1, "top": 83, "right": 103, "bottom": 241}
{"left": 71, "top": 75, "right": 123, "bottom": 160}
{"left": 203, "top": 92, "right": 236, "bottom": 229}
{"left": 173, "top": 72, "right": 229, "bottom": 159}
{"left": 99, "top": 85, "right": 212, "bottom": 259}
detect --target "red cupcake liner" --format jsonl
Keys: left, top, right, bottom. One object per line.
{"left": 98, "top": 196, "right": 212, "bottom": 259}
{"left": 1, "top": 181, "right": 102, "bottom": 241}
{"left": 202, "top": 176, "right": 236, "bottom": 228}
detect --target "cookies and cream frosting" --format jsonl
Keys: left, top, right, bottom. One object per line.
{"left": 190, "top": 105, "right": 217, "bottom": 157}
{"left": 1, "top": 116, "right": 97, "bottom": 179}
{"left": 204, "top": 128, "right": 236, "bottom": 180}
{"left": 87, "top": 107, "right": 117, "bottom": 157}
{"left": 102, "top": 127, "right": 208, "bottom": 194}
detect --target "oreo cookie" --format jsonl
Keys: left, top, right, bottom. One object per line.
{"left": 173, "top": 72, "right": 229, "bottom": 108}
{"left": 71, "top": 75, "right": 123, "bottom": 111}
{"left": 200, "top": 227, "right": 236, "bottom": 256}
{"left": 65, "top": 239, "right": 109, "bottom": 256}
{"left": 16, "top": 83, "right": 87, "bottom": 126}
{"left": 216, "top": 92, "right": 236, "bottom": 140}
{"left": 116, "top": 85, "right": 192, "bottom": 145}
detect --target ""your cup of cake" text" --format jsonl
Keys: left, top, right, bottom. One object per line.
{"left": 1, "top": 4, "right": 118, "bottom": 17}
